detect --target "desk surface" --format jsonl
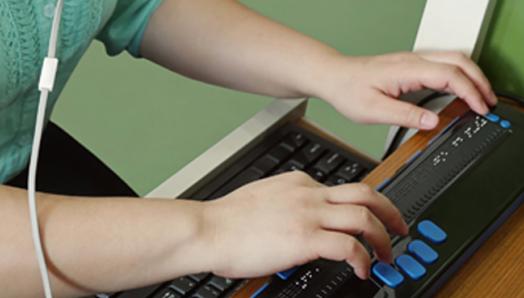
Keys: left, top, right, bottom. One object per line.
{"left": 235, "top": 99, "right": 524, "bottom": 298}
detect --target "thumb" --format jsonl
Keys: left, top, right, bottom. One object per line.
{"left": 367, "top": 95, "right": 439, "bottom": 129}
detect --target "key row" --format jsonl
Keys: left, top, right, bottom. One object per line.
{"left": 372, "top": 220, "right": 447, "bottom": 288}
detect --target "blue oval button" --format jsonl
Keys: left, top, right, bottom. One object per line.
{"left": 500, "top": 120, "right": 511, "bottom": 129}
{"left": 408, "top": 240, "right": 439, "bottom": 264}
{"left": 396, "top": 255, "right": 427, "bottom": 280}
{"left": 372, "top": 262, "right": 404, "bottom": 288}
{"left": 485, "top": 113, "right": 500, "bottom": 123}
{"left": 417, "top": 220, "right": 447, "bottom": 244}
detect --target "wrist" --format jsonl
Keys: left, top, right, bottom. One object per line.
{"left": 163, "top": 199, "right": 217, "bottom": 275}
{"left": 196, "top": 199, "right": 228, "bottom": 275}
{"left": 318, "top": 56, "right": 371, "bottom": 123}
{"left": 304, "top": 52, "right": 349, "bottom": 99}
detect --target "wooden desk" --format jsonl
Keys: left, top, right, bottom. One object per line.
{"left": 234, "top": 99, "right": 524, "bottom": 298}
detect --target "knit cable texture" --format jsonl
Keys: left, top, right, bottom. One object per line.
{"left": 0, "top": 0, "right": 103, "bottom": 182}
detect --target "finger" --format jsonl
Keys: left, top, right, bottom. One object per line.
{"left": 408, "top": 60, "right": 489, "bottom": 114}
{"left": 362, "top": 93, "right": 440, "bottom": 129}
{"left": 419, "top": 51, "right": 497, "bottom": 106}
{"left": 312, "top": 231, "right": 371, "bottom": 279}
{"left": 318, "top": 204, "right": 393, "bottom": 263}
{"left": 325, "top": 183, "right": 408, "bottom": 236}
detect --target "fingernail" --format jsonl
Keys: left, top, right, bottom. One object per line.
{"left": 480, "top": 103, "right": 489, "bottom": 115}
{"left": 358, "top": 268, "right": 369, "bottom": 279}
{"left": 420, "top": 113, "right": 438, "bottom": 129}
{"left": 490, "top": 93, "right": 498, "bottom": 106}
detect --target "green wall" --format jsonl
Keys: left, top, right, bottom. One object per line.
{"left": 51, "top": 0, "right": 522, "bottom": 196}
{"left": 479, "top": 0, "right": 524, "bottom": 96}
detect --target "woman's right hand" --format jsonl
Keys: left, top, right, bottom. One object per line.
{"left": 199, "top": 171, "right": 408, "bottom": 280}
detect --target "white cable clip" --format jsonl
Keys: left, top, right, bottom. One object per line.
{"left": 38, "top": 57, "right": 59, "bottom": 92}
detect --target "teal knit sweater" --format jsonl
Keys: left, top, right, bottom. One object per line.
{"left": 0, "top": 0, "right": 162, "bottom": 182}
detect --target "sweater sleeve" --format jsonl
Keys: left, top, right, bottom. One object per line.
{"left": 96, "top": 0, "right": 163, "bottom": 57}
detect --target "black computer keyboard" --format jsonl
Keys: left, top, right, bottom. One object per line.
{"left": 109, "top": 274, "right": 234, "bottom": 298}
{"left": 108, "top": 125, "right": 377, "bottom": 298}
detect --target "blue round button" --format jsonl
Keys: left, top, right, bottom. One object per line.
{"left": 500, "top": 120, "right": 511, "bottom": 129}
{"left": 395, "top": 254, "right": 427, "bottom": 280}
{"left": 485, "top": 113, "right": 500, "bottom": 123}
{"left": 372, "top": 262, "right": 405, "bottom": 288}
{"left": 417, "top": 220, "right": 447, "bottom": 244}
{"left": 408, "top": 240, "right": 439, "bottom": 264}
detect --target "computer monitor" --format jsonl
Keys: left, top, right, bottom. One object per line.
{"left": 414, "top": 0, "right": 497, "bottom": 60}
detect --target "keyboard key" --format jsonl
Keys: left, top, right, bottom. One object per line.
{"left": 276, "top": 267, "right": 298, "bottom": 280}
{"left": 417, "top": 220, "right": 447, "bottom": 244}
{"left": 372, "top": 262, "right": 404, "bottom": 288}
{"left": 282, "top": 132, "right": 307, "bottom": 150}
{"left": 192, "top": 285, "right": 221, "bottom": 298}
{"left": 152, "top": 288, "right": 182, "bottom": 298}
{"left": 252, "top": 155, "right": 279, "bottom": 175}
{"left": 278, "top": 160, "right": 305, "bottom": 172}
{"left": 293, "top": 143, "right": 325, "bottom": 166}
{"left": 325, "top": 175, "right": 348, "bottom": 186}
{"left": 188, "top": 273, "right": 209, "bottom": 283}
{"left": 268, "top": 144, "right": 293, "bottom": 163}
{"left": 307, "top": 168, "right": 327, "bottom": 182}
{"left": 286, "top": 156, "right": 308, "bottom": 169}
{"left": 500, "top": 120, "right": 511, "bottom": 129}
{"left": 395, "top": 255, "right": 427, "bottom": 280}
{"left": 115, "top": 285, "right": 159, "bottom": 298}
{"left": 207, "top": 276, "right": 235, "bottom": 291}
{"left": 485, "top": 113, "right": 500, "bottom": 123}
{"left": 169, "top": 277, "right": 197, "bottom": 295}
{"left": 336, "top": 161, "right": 364, "bottom": 182}
{"left": 212, "top": 168, "right": 263, "bottom": 198}
{"left": 408, "top": 240, "right": 439, "bottom": 264}
{"left": 313, "top": 152, "right": 345, "bottom": 174}
{"left": 324, "top": 179, "right": 336, "bottom": 187}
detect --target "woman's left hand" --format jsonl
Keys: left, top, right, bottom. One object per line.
{"left": 317, "top": 51, "right": 497, "bottom": 130}
{"left": 143, "top": 1, "right": 496, "bottom": 130}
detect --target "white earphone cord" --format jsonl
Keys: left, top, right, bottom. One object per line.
{"left": 31, "top": 1, "right": 64, "bottom": 297}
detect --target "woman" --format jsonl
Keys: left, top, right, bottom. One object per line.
{"left": 0, "top": 1, "right": 496, "bottom": 297}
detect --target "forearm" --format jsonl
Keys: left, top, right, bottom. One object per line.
{"left": 1, "top": 185, "right": 210, "bottom": 297}
{"left": 141, "top": 0, "right": 341, "bottom": 99}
